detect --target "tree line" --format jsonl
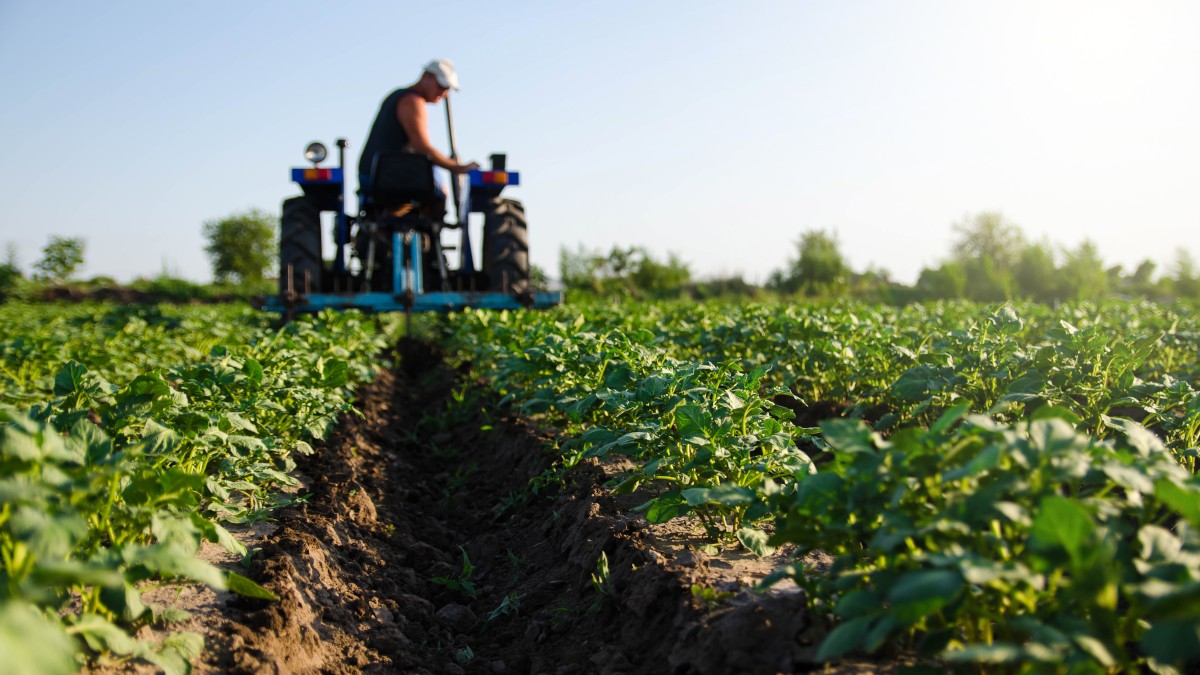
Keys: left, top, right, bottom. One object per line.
{"left": 562, "top": 211, "right": 1200, "bottom": 304}
{"left": 5, "top": 209, "right": 1195, "bottom": 305}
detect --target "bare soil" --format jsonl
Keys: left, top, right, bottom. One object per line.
{"left": 97, "top": 341, "right": 908, "bottom": 674}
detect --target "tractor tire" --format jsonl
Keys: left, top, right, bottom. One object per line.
{"left": 280, "top": 196, "right": 322, "bottom": 295}
{"left": 482, "top": 198, "right": 530, "bottom": 295}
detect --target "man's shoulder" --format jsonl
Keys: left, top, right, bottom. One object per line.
{"left": 387, "top": 87, "right": 418, "bottom": 99}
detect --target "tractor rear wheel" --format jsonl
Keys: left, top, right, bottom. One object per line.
{"left": 280, "top": 196, "right": 323, "bottom": 295}
{"left": 482, "top": 198, "right": 530, "bottom": 295}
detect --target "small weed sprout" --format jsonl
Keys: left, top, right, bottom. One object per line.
{"left": 454, "top": 646, "right": 474, "bottom": 664}
{"left": 431, "top": 547, "right": 478, "bottom": 599}
{"left": 690, "top": 583, "right": 734, "bottom": 609}
{"left": 506, "top": 548, "right": 523, "bottom": 580}
{"left": 485, "top": 593, "right": 521, "bottom": 623}
{"left": 589, "top": 551, "right": 614, "bottom": 611}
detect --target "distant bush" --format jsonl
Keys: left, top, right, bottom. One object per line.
{"left": 0, "top": 261, "right": 25, "bottom": 303}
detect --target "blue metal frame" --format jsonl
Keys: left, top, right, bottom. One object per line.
{"left": 263, "top": 290, "right": 564, "bottom": 314}
{"left": 267, "top": 228, "right": 564, "bottom": 315}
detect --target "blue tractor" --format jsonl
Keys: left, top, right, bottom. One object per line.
{"left": 264, "top": 137, "right": 563, "bottom": 320}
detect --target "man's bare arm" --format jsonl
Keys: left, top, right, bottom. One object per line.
{"left": 396, "top": 96, "right": 479, "bottom": 173}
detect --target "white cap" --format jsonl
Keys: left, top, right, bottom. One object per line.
{"left": 423, "top": 59, "right": 460, "bottom": 91}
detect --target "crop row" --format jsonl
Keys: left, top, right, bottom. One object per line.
{"left": 0, "top": 303, "right": 397, "bottom": 673}
{"left": 442, "top": 299, "right": 1200, "bottom": 671}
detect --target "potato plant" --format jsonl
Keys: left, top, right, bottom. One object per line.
{"left": 0, "top": 304, "right": 396, "bottom": 673}
{"left": 444, "top": 298, "right": 1200, "bottom": 671}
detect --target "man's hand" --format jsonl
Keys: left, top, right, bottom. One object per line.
{"left": 453, "top": 161, "right": 481, "bottom": 174}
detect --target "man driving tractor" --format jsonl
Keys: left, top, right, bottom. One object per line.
{"left": 358, "top": 58, "right": 480, "bottom": 218}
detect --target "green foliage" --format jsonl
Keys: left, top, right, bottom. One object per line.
{"left": 915, "top": 262, "right": 966, "bottom": 300}
{"left": 0, "top": 303, "right": 394, "bottom": 671}
{"left": 1060, "top": 240, "right": 1109, "bottom": 301}
{"left": 769, "top": 229, "right": 849, "bottom": 297}
{"left": 772, "top": 412, "right": 1200, "bottom": 670}
{"left": 559, "top": 244, "right": 690, "bottom": 299}
{"left": 202, "top": 209, "right": 277, "bottom": 285}
{"left": 1013, "top": 241, "right": 1059, "bottom": 302}
{"left": 951, "top": 211, "right": 1025, "bottom": 272}
{"left": 590, "top": 552, "right": 613, "bottom": 611}
{"left": 33, "top": 236, "right": 85, "bottom": 282}
{"left": 0, "top": 263, "right": 23, "bottom": 303}
{"left": 1171, "top": 248, "right": 1200, "bottom": 300}
{"left": 443, "top": 297, "right": 1200, "bottom": 671}
{"left": 432, "top": 547, "right": 479, "bottom": 599}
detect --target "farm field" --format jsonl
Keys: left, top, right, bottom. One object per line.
{"left": 2, "top": 299, "right": 1199, "bottom": 673}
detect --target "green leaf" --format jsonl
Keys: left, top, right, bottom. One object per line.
{"left": 635, "top": 493, "right": 689, "bottom": 524}
{"left": 242, "top": 358, "right": 264, "bottom": 386}
{"left": 130, "top": 544, "right": 227, "bottom": 589}
{"left": 99, "top": 583, "right": 148, "bottom": 623}
{"left": 1029, "top": 406, "right": 1081, "bottom": 427}
{"left": 0, "top": 602, "right": 78, "bottom": 674}
{"left": 226, "top": 572, "right": 278, "bottom": 601}
{"left": 70, "top": 612, "right": 137, "bottom": 655}
{"left": 708, "top": 483, "right": 755, "bottom": 506}
{"left": 722, "top": 390, "right": 745, "bottom": 410}
{"left": 863, "top": 614, "right": 899, "bottom": 652}
{"left": 32, "top": 560, "right": 125, "bottom": 589}
{"left": 1106, "top": 417, "right": 1166, "bottom": 457}
{"left": 736, "top": 528, "right": 776, "bottom": 557}
{"left": 10, "top": 507, "right": 88, "bottom": 560}
{"left": 1029, "top": 496, "right": 1095, "bottom": 569}
{"left": 891, "top": 366, "right": 932, "bottom": 402}
{"left": 819, "top": 419, "right": 876, "bottom": 454}
{"left": 816, "top": 616, "right": 871, "bottom": 661}
{"left": 1070, "top": 634, "right": 1115, "bottom": 668}
{"left": 834, "top": 590, "right": 882, "bottom": 619}
{"left": 885, "top": 569, "right": 963, "bottom": 623}
{"left": 152, "top": 514, "right": 201, "bottom": 555}
{"left": 191, "top": 513, "right": 247, "bottom": 556}
{"left": 675, "top": 404, "right": 710, "bottom": 438}
{"left": 1155, "top": 480, "right": 1200, "bottom": 529}
{"left": 943, "top": 643, "right": 1026, "bottom": 665}
{"left": 161, "top": 631, "right": 205, "bottom": 660}
{"left": 53, "top": 361, "right": 89, "bottom": 396}
{"left": 320, "top": 359, "right": 350, "bottom": 388}
{"left": 930, "top": 403, "right": 969, "bottom": 435}
{"left": 1141, "top": 618, "right": 1200, "bottom": 665}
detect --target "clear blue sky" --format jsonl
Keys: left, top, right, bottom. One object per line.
{"left": 2, "top": 1, "right": 1197, "bottom": 284}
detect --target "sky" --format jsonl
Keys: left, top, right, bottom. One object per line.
{"left": 1, "top": 1, "right": 1197, "bottom": 285}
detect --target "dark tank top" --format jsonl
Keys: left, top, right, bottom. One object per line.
{"left": 359, "top": 87, "right": 420, "bottom": 178}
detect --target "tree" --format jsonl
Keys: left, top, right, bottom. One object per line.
{"left": 944, "top": 212, "right": 1027, "bottom": 302}
{"left": 0, "top": 243, "right": 23, "bottom": 301}
{"left": 1170, "top": 248, "right": 1200, "bottom": 300}
{"left": 33, "top": 236, "right": 85, "bottom": 282}
{"left": 203, "top": 209, "right": 277, "bottom": 284}
{"left": 961, "top": 256, "right": 1013, "bottom": 302}
{"left": 1059, "top": 240, "right": 1108, "bottom": 301}
{"left": 559, "top": 244, "right": 690, "bottom": 298}
{"left": 1013, "top": 241, "right": 1060, "bottom": 303}
{"left": 770, "top": 229, "right": 850, "bottom": 296}
{"left": 951, "top": 212, "right": 1025, "bottom": 271}
{"left": 1125, "top": 259, "right": 1161, "bottom": 298}
{"left": 916, "top": 261, "right": 967, "bottom": 300}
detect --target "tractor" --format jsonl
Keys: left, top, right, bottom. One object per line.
{"left": 264, "top": 129, "right": 563, "bottom": 321}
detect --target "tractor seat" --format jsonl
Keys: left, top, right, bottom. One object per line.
{"left": 361, "top": 152, "right": 439, "bottom": 211}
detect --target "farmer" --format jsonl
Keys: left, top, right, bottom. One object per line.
{"left": 358, "top": 58, "right": 480, "bottom": 217}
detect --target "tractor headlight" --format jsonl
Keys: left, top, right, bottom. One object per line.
{"left": 304, "top": 142, "right": 328, "bottom": 166}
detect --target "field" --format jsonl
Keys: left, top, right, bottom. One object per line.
{"left": 2, "top": 299, "right": 1199, "bottom": 674}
